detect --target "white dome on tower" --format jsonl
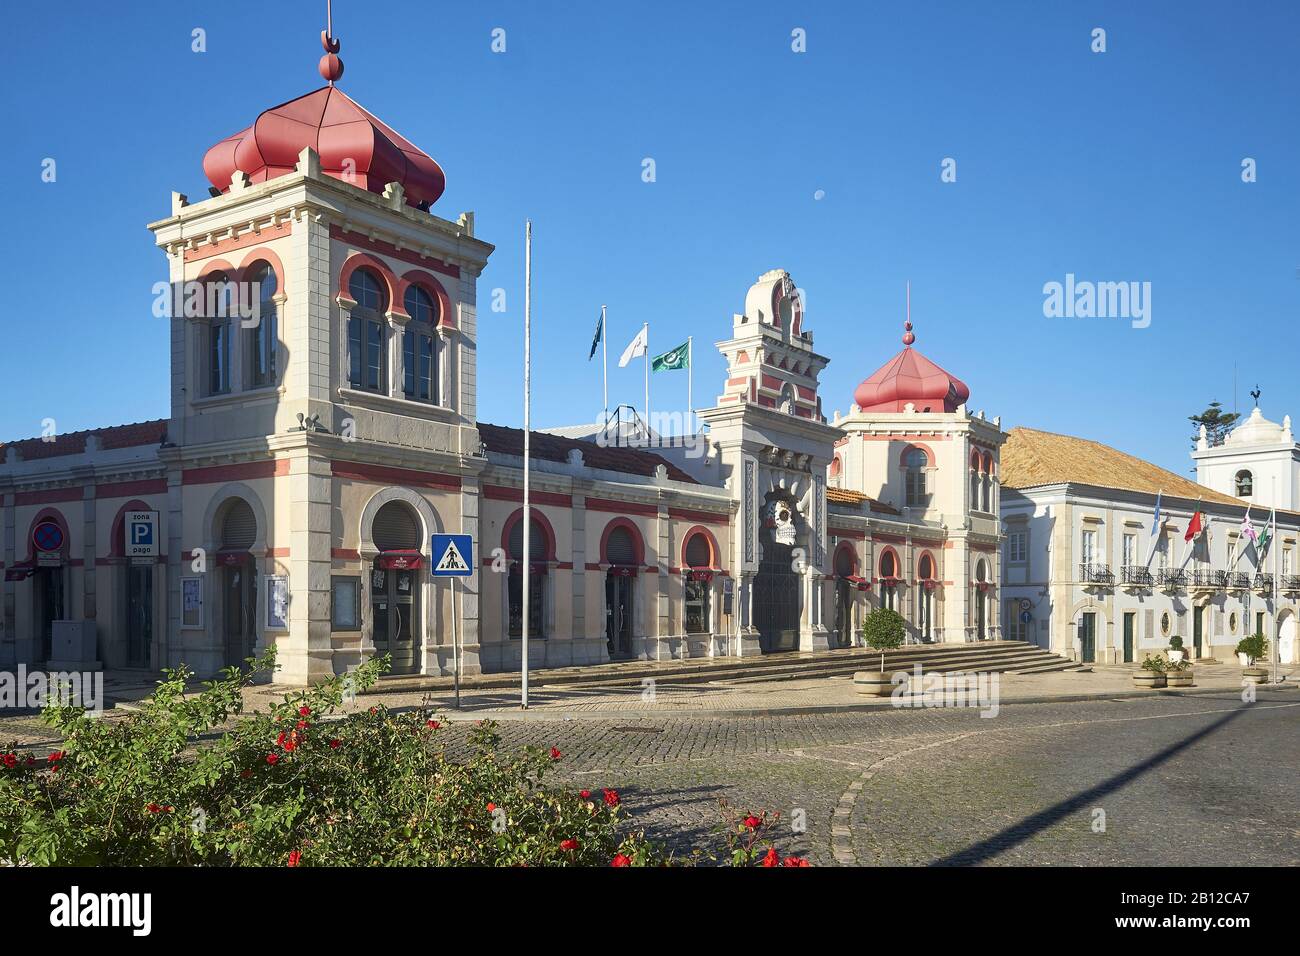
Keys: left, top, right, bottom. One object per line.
{"left": 1225, "top": 406, "right": 1290, "bottom": 446}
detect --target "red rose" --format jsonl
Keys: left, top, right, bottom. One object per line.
{"left": 602, "top": 788, "right": 620, "bottom": 807}
{"left": 296, "top": 720, "right": 308, "bottom": 730}
{"left": 266, "top": 753, "right": 279, "bottom": 765}
{"left": 743, "top": 815, "right": 762, "bottom": 830}
{"left": 287, "top": 850, "right": 302, "bottom": 867}
{"left": 298, "top": 706, "right": 311, "bottom": 717}
{"left": 328, "top": 739, "right": 341, "bottom": 750}
{"left": 486, "top": 802, "right": 496, "bottom": 813}
{"left": 611, "top": 854, "right": 632, "bottom": 867}
{"left": 284, "top": 738, "right": 297, "bottom": 752}
{"left": 369, "top": 707, "right": 378, "bottom": 715}
{"left": 47, "top": 750, "right": 65, "bottom": 764}
{"left": 762, "top": 847, "right": 779, "bottom": 867}
{"left": 1, "top": 754, "right": 15, "bottom": 769}
{"left": 147, "top": 803, "right": 162, "bottom": 813}
{"left": 549, "top": 747, "right": 562, "bottom": 760}
{"left": 276, "top": 731, "right": 286, "bottom": 747}
{"left": 579, "top": 790, "right": 591, "bottom": 799}
{"left": 782, "top": 856, "right": 810, "bottom": 867}
{"left": 560, "top": 838, "right": 579, "bottom": 852}
{"left": 427, "top": 720, "right": 440, "bottom": 730}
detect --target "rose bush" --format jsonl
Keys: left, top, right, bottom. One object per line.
{"left": 0, "top": 650, "right": 662, "bottom": 867}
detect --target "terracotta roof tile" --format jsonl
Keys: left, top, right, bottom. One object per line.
{"left": 2, "top": 420, "right": 167, "bottom": 462}
{"left": 826, "top": 485, "right": 901, "bottom": 515}
{"left": 1001, "top": 427, "right": 1244, "bottom": 507}
{"left": 478, "top": 423, "right": 698, "bottom": 484}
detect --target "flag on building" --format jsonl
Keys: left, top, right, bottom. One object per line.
{"left": 1143, "top": 491, "right": 1163, "bottom": 566}
{"left": 651, "top": 340, "right": 690, "bottom": 372}
{"left": 1257, "top": 507, "right": 1275, "bottom": 560}
{"left": 618, "top": 326, "right": 647, "bottom": 367}
{"left": 1184, "top": 508, "right": 1203, "bottom": 542}
{"left": 1241, "top": 506, "right": 1258, "bottom": 543}
{"left": 588, "top": 311, "right": 603, "bottom": 360}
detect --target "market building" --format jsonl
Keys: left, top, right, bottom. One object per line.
{"left": 0, "top": 34, "right": 1004, "bottom": 684}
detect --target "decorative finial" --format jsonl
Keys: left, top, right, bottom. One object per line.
{"left": 902, "top": 281, "right": 915, "bottom": 346}
{"left": 1251, "top": 385, "right": 1261, "bottom": 408}
{"left": 319, "top": 0, "right": 344, "bottom": 84}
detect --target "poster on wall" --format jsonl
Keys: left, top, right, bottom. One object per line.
{"left": 182, "top": 577, "right": 203, "bottom": 627}
{"left": 266, "top": 576, "right": 289, "bottom": 630}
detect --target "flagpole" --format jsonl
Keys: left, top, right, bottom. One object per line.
{"left": 601, "top": 304, "right": 608, "bottom": 436}
{"left": 687, "top": 336, "right": 693, "bottom": 435}
{"left": 643, "top": 322, "right": 650, "bottom": 437}
{"left": 522, "top": 220, "right": 532, "bottom": 711}
{"left": 1272, "top": 480, "right": 1280, "bottom": 684}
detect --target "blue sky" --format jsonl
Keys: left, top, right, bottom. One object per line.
{"left": 2, "top": 0, "right": 1298, "bottom": 476}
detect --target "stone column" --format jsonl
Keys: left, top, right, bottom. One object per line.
{"left": 283, "top": 451, "right": 334, "bottom": 684}
{"left": 387, "top": 312, "right": 409, "bottom": 400}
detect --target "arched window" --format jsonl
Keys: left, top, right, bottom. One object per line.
{"left": 220, "top": 498, "right": 257, "bottom": 550}
{"left": 969, "top": 461, "right": 980, "bottom": 512}
{"left": 1235, "top": 470, "right": 1254, "bottom": 497}
{"left": 974, "top": 560, "right": 989, "bottom": 639}
{"left": 402, "top": 285, "right": 439, "bottom": 403}
{"left": 780, "top": 384, "right": 797, "bottom": 415}
{"left": 879, "top": 550, "right": 899, "bottom": 611}
{"left": 507, "top": 515, "right": 548, "bottom": 638}
{"left": 917, "top": 553, "right": 935, "bottom": 641}
{"left": 348, "top": 269, "right": 388, "bottom": 392}
{"left": 246, "top": 263, "right": 278, "bottom": 389}
{"left": 905, "top": 448, "right": 929, "bottom": 507}
{"left": 683, "top": 531, "right": 713, "bottom": 634}
{"left": 829, "top": 455, "right": 842, "bottom": 482}
{"left": 205, "top": 271, "right": 232, "bottom": 396}
{"left": 372, "top": 501, "right": 420, "bottom": 552}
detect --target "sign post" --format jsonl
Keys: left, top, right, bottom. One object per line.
{"left": 431, "top": 533, "right": 474, "bottom": 709}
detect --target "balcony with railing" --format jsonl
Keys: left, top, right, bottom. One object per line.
{"left": 1226, "top": 571, "right": 1251, "bottom": 590}
{"left": 1079, "top": 563, "right": 1113, "bottom": 587}
{"left": 1253, "top": 573, "right": 1274, "bottom": 592}
{"left": 1189, "top": 569, "right": 1228, "bottom": 590}
{"left": 1120, "top": 565, "right": 1153, "bottom": 588}
{"left": 1283, "top": 574, "right": 1300, "bottom": 592}
{"left": 1156, "top": 567, "right": 1186, "bottom": 589}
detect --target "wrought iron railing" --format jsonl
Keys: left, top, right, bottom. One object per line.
{"left": 1254, "top": 573, "right": 1275, "bottom": 591}
{"left": 1079, "top": 563, "right": 1113, "bottom": 585}
{"left": 1283, "top": 574, "right": 1300, "bottom": 591}
{"left": 1157, "top": 567, "right": 1186, "bottom": 588}
{"left": 1226, "top": 572, "right": 1251, "bottom": 589}
{"left": 1120, "top": 565, "right": 1153, "bottom": 586}
{"left": 1189, "top": 569, "right": 1227, "bottom": 589}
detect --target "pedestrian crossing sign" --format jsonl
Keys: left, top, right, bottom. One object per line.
{"left": 431, "top": 534, "right": 473, "bottom": 577}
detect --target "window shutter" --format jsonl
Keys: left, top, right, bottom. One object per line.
{"left": 373, "top": 502, "right": 419, "bottom": 552}
{"left": 509, "top": 517, "right": 547, "bottom": 561}
{"left": 221, "top": 500, "right": 257, "bottom": 550}
{"left": 606, "top": 527, "right": 638, "bottom": 566}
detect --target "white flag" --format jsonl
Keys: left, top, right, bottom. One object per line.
{"left": 618, "top": 326, "right": 648, "bottom": 367}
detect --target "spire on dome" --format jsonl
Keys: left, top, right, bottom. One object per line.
{"left": 319, "top": 0, "right": 343, "bottom": 84}
{"left": 851, "top": 285, "right": 970, "bottom": 413}
{"left": 902, "top": 281, "right": 915, "bottom": 346}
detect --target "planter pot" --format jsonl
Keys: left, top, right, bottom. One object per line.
{"left": 1165, "top": 671, "right": 1193, "bottom": 688}
{"left": 853, "top": 671, "right": 895, "bottom": 697}
{"left": 1168, "top": 649, "right": 1185, "bottom": 664}
{"left": 1242, "top": 668, "right": 1268, "bottom": 685}
{"left": 1132, "top": 672, "right": 1166, "bottom": 689}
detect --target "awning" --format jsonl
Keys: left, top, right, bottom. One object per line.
{"left": 608, "top": 564, "right": 639, "bottom": 577}
{"left": 842, "top": 574, "right": 871, "bottom": 591}
{"left": 4, "top": 564, "right": 34, "bottom": 582}
{"left": 216, "top": 550, "right": 251, "bottom": 566}
{"left": 513, "top": 561, "right": 549, "bottom": 576}
{"left": 684, "top": 567, "right": 720, "bottom": 583}
{"left": 921, "top": 579, "right": 938, "bottom": 591}
{"left": 377, "top": 550, "right": 423, "bottom": 570}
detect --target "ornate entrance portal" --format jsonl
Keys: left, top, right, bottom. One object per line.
{"left": 754, "top": 497, "right": 800, "bottom": 653}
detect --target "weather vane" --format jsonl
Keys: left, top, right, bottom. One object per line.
{"left": 1251, "top": 385, "right": 1261, "bottom": 407}
{"left": 319, "top": 0, "right": 344, "bottom": 84}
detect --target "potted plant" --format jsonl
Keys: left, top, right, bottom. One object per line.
{"left": 1164, "top": 656, "right": 1194, "bottom": 688}
{"left": 1167, "top": 635, "right": 1185, "bottom": 664}
{"left": 854, "top": 607, "right": 906, "bottom": 696}
{"left": 1236, "top": 632, "right": 1267, "bottom": 668}
{"left": 1132, "top": 653, "right": 1167, "bottom": 689}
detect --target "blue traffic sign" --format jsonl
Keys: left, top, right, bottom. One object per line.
{"left": 431, "top": 533, "right": 473, "bottom": 577}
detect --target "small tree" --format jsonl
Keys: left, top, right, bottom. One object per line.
{"left": 861, "top": 606, "right": 906, "bottom": 671}
{"left": 1235, "top": 632, "right": 1268, "bottom": 665}
{"left": 1189, "top": 402, "right": 1240, "bottom": 450}
{"left": 1168, "top": 635, "right": 1183, "bottom": 651}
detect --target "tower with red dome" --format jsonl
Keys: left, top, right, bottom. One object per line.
{"left": 824, "top": 297, "right": 1007, "bottom": 645}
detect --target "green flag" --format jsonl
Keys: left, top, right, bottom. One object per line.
{"left": 1257, "top": 508, "right": 1275, "bottom": 562}
{"left": 587, "top": 311, "right": 603, "bottom": 360}
{"left": 651, "top": 340, "right": 690, "bottom": 372}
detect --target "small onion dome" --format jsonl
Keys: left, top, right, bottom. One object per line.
{"left": 202, "top": 86, "right": 446, "bottom": 209}
{"left": 853, "top": 324, "right": 970, "bottom": 413}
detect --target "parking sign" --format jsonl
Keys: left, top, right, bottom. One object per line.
{"left": 125, "top": 511, "right": 159, "bottom": 558}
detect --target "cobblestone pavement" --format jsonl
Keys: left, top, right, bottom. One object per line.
{"left": 3, "top": 689, "right": 1295, "bottom": 866}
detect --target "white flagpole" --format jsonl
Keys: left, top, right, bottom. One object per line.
{"left": 522, "top": 220, "right": 532, "bottom": 710}
{"left": 601, "top": 304, "right": 608, "bottom": 435}
{"left": 687, "top": 335, "right": 693, "bottom": 435}
{"left": 642, "top": 322, "right": 650, "bottom": 438}
{"left": 1272, "top": 480, "right": 1279, "bottom": 684}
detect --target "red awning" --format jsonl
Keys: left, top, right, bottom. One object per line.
{"left": 922, "top": 579, "right": 938, "bottom": 591}
{"left": 217, "top": 550, "right": 251, "bottom": 566}
{"left": 608, "top": 564, "right": 639, "bottom": 577}
{"left": 5, "top": 564, "right": 34, "bottom": 582}
{"left": 378, "top": 550, "right": 423, "bottom": 570}
{"left": 512, "top": 561, "right": 549, "bottom": 576}
{"left": 685, "top": 568, "right": 716, "bottom": 583}
{"left": 843, "top": 574, "right": 871, "bottom": 591}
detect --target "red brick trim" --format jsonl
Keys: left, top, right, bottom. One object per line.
{"left": 667, "top": 507, "right": 729, "bottom": 526}
{"left": 15, "top": 487, "right": 83, "bottom": 505}
{"left": 331, "top": 461, "right": 461, "bottom": 491}
{"left": 330, "top": 225, "right": 460, "bottom": 279}
{"left": 585, "top": 497, "right": 658, "bottom": 517}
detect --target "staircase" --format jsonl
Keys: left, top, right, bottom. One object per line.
{"left": 370, "top": 641, "right": 1085, "bottom": 694}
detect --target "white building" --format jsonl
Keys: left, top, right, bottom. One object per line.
{"left": 1001, "top": 427, "right": 1300, "bottom": 666}
{"left": 1193, "top": 405, "right": 1299, "bottom": 511}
